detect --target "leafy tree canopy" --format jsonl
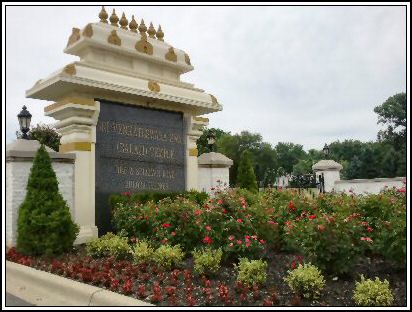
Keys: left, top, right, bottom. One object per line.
{"left": 16, "top": 123, "right": 61, "bottom": 152}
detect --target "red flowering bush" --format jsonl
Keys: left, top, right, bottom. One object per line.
{"left": 198, "top": 188, "right": 267, "bottom": 259}
{"left": 356, "top": 191, "right": 397, "bottom": 229}
{"left": 250, "top": 188, "right": 317, "bottom": 250}
{"left": 151, "top": 197, "right": 201, "bottom": 250}
{"left": 283, "top": 212, "right": 365, "bottom": 275}
{"left": 368, "top": 188, "right": 406, "bottom": 266}
{"left": 112, "top": 201, "right": 157, "bottom": 239}
{"left": 111, "top": 186, "right": 406, "bottom": 270}
{"left": 316, "top": 192, "right": 356, "bottom": 215}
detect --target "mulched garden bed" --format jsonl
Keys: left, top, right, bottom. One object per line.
{"left": 6, "top": 246, "right": 407, "bottom": 307}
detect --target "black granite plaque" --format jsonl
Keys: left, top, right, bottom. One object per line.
{"left": 95, "top": 100, "right": 186, "bottom": 235}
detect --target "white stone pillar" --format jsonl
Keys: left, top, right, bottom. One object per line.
{"left": 6, "top": 139, "right": 75, "bottom": 247}
{"left": 184, "top": 115, "right": 209, "bottom": 191}
{"left": 312, "top": 159, "right": 343, "bottom": 192}
{"left": 198, "top": 152, "right": 233, "bottom": 193}
{"left": 44, "top": 97, "right": 100, "bottom": 243}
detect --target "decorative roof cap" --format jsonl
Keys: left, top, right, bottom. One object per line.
{"left": 312, "top": 159, "right": 343, "bottom": 171}
{"left": 198, "top": 152, "right": 233, "bottom": 167}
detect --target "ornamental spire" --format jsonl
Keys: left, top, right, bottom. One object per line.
{"left": 156, "top": 25, "right": 164, "bottom": 41}
{"left": 129, "top": 15, "right": 138, "bottom": 33}
{"left": 148, "top": 22, "right": 156, "bottom": 38}
{"left": 109, "top": 9, "right": 119, "bottom": 27}
{"left": 119, "top": 12, "right": 128, "bottom": 29}
{"left": 138, "top": 19, "right": 147, "bottom": 37}
{"left": 98, "top": 6, "right": 108, "bottom": 23}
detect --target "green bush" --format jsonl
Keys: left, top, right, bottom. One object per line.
{"left": 202, "top": 188, "right": 266, "bottom": 259}
{"left": 86, "top": 232, "right": 131, "bottom": 260}
{"left": 17, "top": 123, "right": 61, "bottom": 151}
{"left": 283, "top": 212, "right": 364, "bottom": 275}
{"left": 112, "top": 201, "right": 157, "bottom": 239}
{"left": 235, "top": 258, "right": 267, "bottom": 286}
{"left": 17, "top": 145, "right": 79, "bottom": 256}
{"left": 110, "top": 187, "right": 406, "bottom": 267}
{"left": 112, "top": 187, "right": 267, "bottom": 259}
{"left": 353, "top": 275, "right": 394, "bottom": 306}
{"left": 192, "top": 248, "right": 223, "bottom": 276}
{"left": 152, "top": 197, "right": 202, "bottom": 249}
{"left": 283, "top": 263, "right": 326, "bottom": 299}
{"left": 110, "top": 190, "right": 208, "bottom": 209}
{"left": 153, "top": 244, "right": 185, "bottom": 270}
{"left": 369, "top": 189, "right": 406, "bottom": 267}
{"left": 132, "top": 240, "right": 155, "bottom": 265}
{"left": 248, "top": 199, "right": 282, "bottom": 249}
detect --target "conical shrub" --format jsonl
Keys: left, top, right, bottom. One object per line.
{"left": 236, "top": 150, "right": 258, "bottom": 193}
{"left": 17, "top": 144, "right": 79, "bottom": 256}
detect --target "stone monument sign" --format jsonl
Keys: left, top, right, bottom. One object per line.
{"left": 95, "top": 100, "right": 186, "bottom": 234}
{"left": 25, "top": 7, "right": 221, "bottom": 241}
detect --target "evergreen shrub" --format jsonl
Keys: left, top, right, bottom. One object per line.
{"left": 17, "top": 145, "right": 79, "bottom": 256}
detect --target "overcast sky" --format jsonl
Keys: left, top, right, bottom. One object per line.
{"left": 4, "top": 4, "right": 406, "bottom": 150}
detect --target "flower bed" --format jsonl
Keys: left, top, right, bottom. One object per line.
{"left": 6, "top": 246, "right": 406, "bottom": 306}
{"left": 8, "top": 185, "right": 406, "bottom": 307}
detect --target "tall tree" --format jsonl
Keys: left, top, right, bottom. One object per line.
{"left": 359, "top": 144, "right": 380, "bottom": 178}
{"left": 16, "top": 123, "right": 61, "bottom": 152}
{"left": 254, "top": 142, "right": 277, "bottom": 186}
{"left": 344, "top": 155, "right": 363, "bottom": 179}
{"left": 274, "top": 142, "right": 306, "bottom": 174}
{"left": 217, "top": 131, "right": 263, "bottom": 185}
{"left": 380, "top": 146, "right": 399, "bottom": 178}
{"left": 236, "top": 150, "right": 258, "bottom": 193}
{"left": 374, "top": 92, "right": 406, "bottom": 150}
{"left": 292, "top": 159, "right": 313, "bottom": 175}
{"left": 196, "top": 127, "right": 229, "bottom": 155}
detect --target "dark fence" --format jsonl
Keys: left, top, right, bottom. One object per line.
{"left": 288, "top": 173, "right": 325, "bottom": 193}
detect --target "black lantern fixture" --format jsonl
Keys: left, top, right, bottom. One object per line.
{"left": 207, "top": 130, "right": 216, "bottom": 152}
{"left": 322, "top": 143, "right": 330, "bottom": 157}
{"left": 17, "top": 105, "right": 32, "bottom": 139}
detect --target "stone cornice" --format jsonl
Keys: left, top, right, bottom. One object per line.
{"left": 26, "top": 63, "right": 222, "bottom": 114}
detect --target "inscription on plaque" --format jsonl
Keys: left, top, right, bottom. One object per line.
{"left": 95, "top": 100, "right": 186, "bottom": 235}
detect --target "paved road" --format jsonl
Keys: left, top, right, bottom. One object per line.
{"left": 5, "top": 293, "right": 34, "bottom": 306}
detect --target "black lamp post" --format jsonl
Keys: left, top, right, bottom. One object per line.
{"left": 207, "top": 131, "right": 216, "bottom": 152}
{"left": 17, "top": 105, "right": 32, "bottom": 139}
{"left": 322, "top": 143, "right": 330, "bottom": 157}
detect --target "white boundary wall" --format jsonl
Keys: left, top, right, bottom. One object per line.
{"left": 334, "top": 177, "right": 405, "bottom": 194}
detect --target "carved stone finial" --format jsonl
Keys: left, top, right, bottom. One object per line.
{"left": 165, "top": 47, "right": 177, "bottom": 62}
{"left": 66, "top": 28, "right": 80, "bottom": 47}
{"left": 148, "top": 22, "right": 156, "bottom": 38}
{"left": 108, "top": 30, "right": 121, "bottom": 46}
{"left": 129, "top": 15, "right": 138, "bottom": 33}
{"left": 82, "top": 24, "right": 93, "bottom": 38}
{"left": 210, "top": 94, "right": 218, "bottom": 105}
{"left": 156, "top": 25, "right": 164, "bottom": 41}
{"left": 63, "top": 64, "right": 76, "bottom": 76}
{"left": 184, "top": 53, "right": 191, "bottom": 65}
{"left": 99, "top": 6, "right": 108, "bottom": 23}
{"left": 139, "top": 18, "right": 147, "bottom": 38}
{"left": 139, "top": 19, "right": 147, "bottom": 36}
{"left": 109, "top": 9, "right": 119, "bottom": 27}
{"left": 119, "top": 12, "right": 128, "bottom": 29}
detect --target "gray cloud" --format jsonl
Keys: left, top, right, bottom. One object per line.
{"left": 5, "top": 5, "right": 406, "bottom": 150}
